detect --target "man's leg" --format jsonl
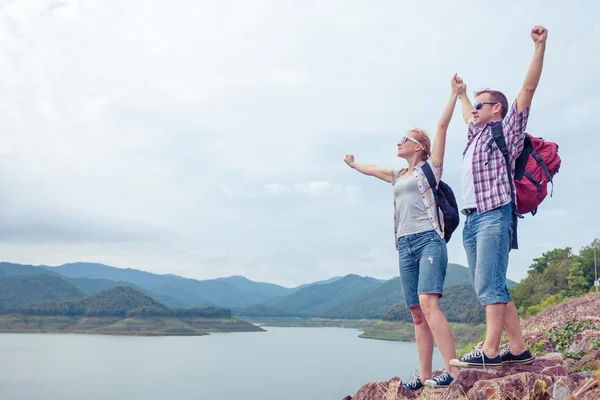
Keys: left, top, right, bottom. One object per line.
{"left": 451, "top": 205, "right": 513, "bottom": 367}
{"left": 504, "top": 301, "right": 527, "bottom": 354}
{"left": 482, "top": 303, "right": 506, "bottom": 358}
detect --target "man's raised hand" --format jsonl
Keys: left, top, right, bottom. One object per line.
{"left": 531, "top": 26, "right": 548, "bottom": 46}
{"left": 452, "top": 74, "right": 466, "bottom": 96}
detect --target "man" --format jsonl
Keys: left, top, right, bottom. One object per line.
{"left": 450, "top": 26, "right": 548, "bottom": 368}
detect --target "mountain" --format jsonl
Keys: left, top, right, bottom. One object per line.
{"left": 445, "top": 263, "right": 517, "bottom": 287}
{"left": 255, "top": 274, "right": 381, "bottom": 316}
{"left": 1, "top": 261, "right": 515, "bottom": 321}
{"left": 316, "top": 277, "right": 404, "bottom": 319}
{"left": 290, "top": 276, "right": 345, "bottom": 292}
{"left": 213, "top": 276, "right": 291, "bottom": 303}
{"left": 0, "top": 262, "right": 56, "bottom": 278}
{"left": 45, "top": 262, "right": 279, "bottom": 308}
{"left": 0, "top": 274, "right": 85, "bottom": 311}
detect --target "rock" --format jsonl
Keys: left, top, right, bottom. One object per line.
{"left": 575, "top": 350, "right": 600, "bottom": 372}
{"left": 546, "top": 376, "right": 576, "bottom": 400}
{"left": 350, "top": 377, "right": 420, "bottom": 400}
{"left": 520, "top": 293, "right": 600, "bottom": 337}
{"left": 568, "top": 330, "right": 600, "bottom": 354}
{"left": 342, "top": 396, "right": 352, "bottom": 400}
{"left": 570, "top": 372, "right": 590, "bottom": 385}
{"left": 570, "top": 371, "right": 600, "bottom": 399}
{"left": 469, "top": 372, "right": 552, "bottom": 400}
{"left": 525, "top": 333, "right": 555, "bottom": 353}
{"left": 444, "top": 368, "right": 505, "bottom": 397}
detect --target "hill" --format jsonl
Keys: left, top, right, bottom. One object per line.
{"left": 0, "top": 285, "right": 262, "bottom": 336}
{"left": 63, "top": 277, "right": 189, "bottom": 309}
{"left": 0, "top": 274, "right": 85, "bottom": 311}
{"left": 13, "top": 286, "right": 169, "bottom": 317}
{"left": 10, "top": 286, "right": 233, "bottom": 319}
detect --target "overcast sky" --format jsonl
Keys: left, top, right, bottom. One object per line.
{"left": 1, "top": 0, "right": 598, "bottom": 287}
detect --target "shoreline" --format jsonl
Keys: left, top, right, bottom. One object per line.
{"left": 0, "top": 315, "right": 264, "bottom": 336}
{"left": 240, "top": 317, "right": 485, "bottom": 346}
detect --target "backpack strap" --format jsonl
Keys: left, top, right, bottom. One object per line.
{"left": 530, "top": 148, "right": 554, "bottom": 196}
{"left": 420, "top": 161, "right": 443, "bottom": 232}
{"left": 490, "top": 121, "right": 521, "bottom": 250}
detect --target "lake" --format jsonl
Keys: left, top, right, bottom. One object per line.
{"left": 0, "top": 327, "right": 443, "bottom": 400}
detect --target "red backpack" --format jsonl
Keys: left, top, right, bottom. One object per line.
{"left": 491, "top": 122, "right": 562, "bottom": 216}
{"left": 512, "top": 135, "right": 561, "bottom": 215}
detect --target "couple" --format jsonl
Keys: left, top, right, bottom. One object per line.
{"left": 344, "top": 26, "right": 548, "bottom": 389}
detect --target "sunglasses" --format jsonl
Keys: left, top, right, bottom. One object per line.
{"left": 401, "top": 136, "right": 421, "bottom": 145}
{"left": 474, "top": 101, "right": 498, "bottom": 110}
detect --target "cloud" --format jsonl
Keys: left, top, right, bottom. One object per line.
{"left": 0, "top": 0, "right": 598, "bottom": 286}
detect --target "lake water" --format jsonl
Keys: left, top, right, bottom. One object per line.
{"left": 0, "top": 327, "right": 442, "bottom": 400}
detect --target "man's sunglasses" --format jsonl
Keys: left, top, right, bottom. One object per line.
{"left": 400, "top": 136, "right": 421, "bottom": 145}
{"left": 474, "top": 102, "right": 498, "bottom": 110}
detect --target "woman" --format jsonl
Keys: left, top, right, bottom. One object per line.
{"left": 343, "top": 75, "right": 463, "bottom": 389}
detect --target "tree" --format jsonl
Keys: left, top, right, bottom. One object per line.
{"left": 528, "top": 247, "right": 572, "bottom": 274}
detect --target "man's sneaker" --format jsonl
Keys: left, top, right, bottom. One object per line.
{"left": 402, "top": 377, "right": 424, "bottom": 391}
{"left": 425, "top": 372, "right": 454, "bottom": 387}
{"left": 450, "top": 349, "right": 503, "bottom": 368}
{"left": 500, "top": 348, "right": 535, "bottom": 365}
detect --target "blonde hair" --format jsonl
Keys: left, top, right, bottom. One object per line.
{"left": 408, "top": 129, "right": 431, "bottom": 160}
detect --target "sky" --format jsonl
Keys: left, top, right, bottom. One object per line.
{"left": 1, "top": 0, "right": 598, "bottom": 287}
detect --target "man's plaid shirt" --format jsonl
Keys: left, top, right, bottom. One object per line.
{"left": 464, "top": 100, "right": 530, "bottom": 214}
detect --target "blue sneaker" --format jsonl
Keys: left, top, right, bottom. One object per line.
{"left": 402, "top": 377, "right": 423, "bottom": 391}
{"left": 500, "top": 347, "right": 535, "bottom": 365}
{"left": 425, "top": 372, "right": 454, "bottom": 387}
{"left": 450, "top": 349, "right": 503, "bottom": 368}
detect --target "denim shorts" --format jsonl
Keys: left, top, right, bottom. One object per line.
{"left": 462, "top": 203, "right": 514, "bottom": 306}
{"left": 397, "top": 230, "right": 448, "bottom": 308}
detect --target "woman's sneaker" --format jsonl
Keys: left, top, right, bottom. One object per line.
{"left": 402, "top": 377, "right": 424, "bottom": 391}
{"left": 500, "top": 347, "right": 535, "bottom": 365}
{"left": 450, "top": 349, "right": 503, "bottom": 368}
{"left": 425, "top": 372, "right": 454, "bottom": 387}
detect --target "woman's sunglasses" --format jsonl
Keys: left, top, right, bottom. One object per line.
{"left": 400, "top": 136, "right": 421, "bottom": 145}
{"left": 474, "top": 101, "right": 498, "bottom": 110}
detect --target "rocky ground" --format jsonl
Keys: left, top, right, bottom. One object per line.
{"left": 344, "top": 293, "right": 600, "bottom": 400}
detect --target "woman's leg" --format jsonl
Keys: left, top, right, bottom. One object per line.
{"left": 409, "top": 306, "right": 434, "bottom": 381}
{"left": 418, "top": 294, "right": 460, "bottom": 377}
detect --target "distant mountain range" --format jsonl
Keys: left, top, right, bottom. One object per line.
{"left": 0, "top": 261, "right": 518, "bottom": 321}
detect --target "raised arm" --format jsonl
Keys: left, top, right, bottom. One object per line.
{"left": 344, "top": 155, "right": 393, "bottom": 184}
{"left": 430, "top": 74, "right": 461, "bottom": 167}
{"left": 456, "top": 76, "right": 473, "bottom": 126}
{"left": 516, "top": 26, "right": 548, "bottom": 114}
{"left": 458, "top": 90, "right": 473, "bottom": 126}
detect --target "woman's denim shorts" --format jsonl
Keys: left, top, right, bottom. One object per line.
{"left": 397, "top": 230, "right": 448, "bottom": 308}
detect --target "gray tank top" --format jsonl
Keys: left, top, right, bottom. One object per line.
{"left": 393, "top": 173, "right": 434, "bottom": 238}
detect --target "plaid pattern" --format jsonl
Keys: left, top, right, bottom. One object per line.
{"left": 464, "top": 100, "right": 530, "bottom": 213}
{"left": 392, "top": 159, "right": 444, "bottom": 249}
